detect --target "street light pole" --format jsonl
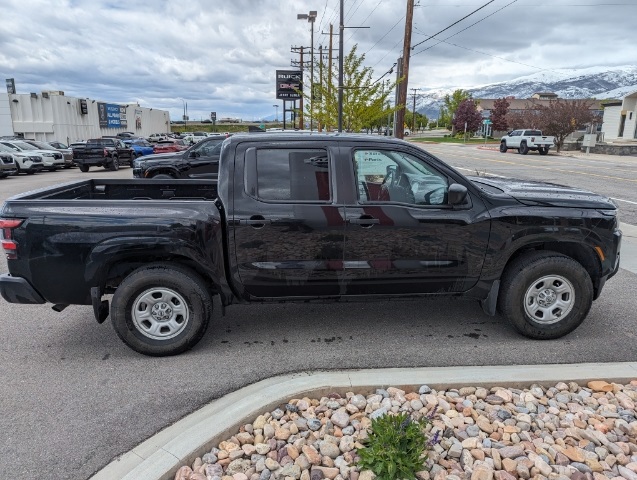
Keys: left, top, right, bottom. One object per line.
{"left": 273, "top": 104, "right": 279, "bottom": 122}
{"left": 297, "top": 10, "right": 317, "bottom": 131}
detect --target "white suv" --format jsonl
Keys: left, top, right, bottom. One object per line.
{"left": 0, "top": 143, "right": 44, "bottom": 174}
{"left": 0, "top": 140, "right": 65, "bottom": 171}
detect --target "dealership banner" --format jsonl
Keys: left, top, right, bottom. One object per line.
{"left": 97, "top": 102, "right": 127, "bottom": 128}
{"left": 135, "top": 109, "right": 142, "bottom": 129}
{"left": 276, "top": 70, "right": 302, "bottom": 100}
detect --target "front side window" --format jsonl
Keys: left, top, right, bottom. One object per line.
{"left": 193, "top": 139, "right": 223, "bottom": 156}
{"left": 253, "top": 148, "right": 330, "bottom": 202}
{"left": 353, "top": 149, "right": 448, "bottom": 206}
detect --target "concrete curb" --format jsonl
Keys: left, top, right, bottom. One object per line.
{"left": 91, "top": 362, "right": 637, "bottom": 480}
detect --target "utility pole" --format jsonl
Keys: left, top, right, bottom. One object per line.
{"left": 410, "top": 87, "right": 420, "bottom": 134}
{"left": 318, "top": 45, "right": 323, "bottom": 132}
{"left": 395, "top": 0, "right": 414, "bottom": 139}
{"left": 338, "top": 0, "right": 344, "bottom": 132}
{"left": 291, "top": 46, "right": 307, "bottom": 129}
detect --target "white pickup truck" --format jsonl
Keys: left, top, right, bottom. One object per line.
{"left": 500, "top": 129, "right": 555, "bottom": 155}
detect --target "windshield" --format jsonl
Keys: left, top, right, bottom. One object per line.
{"left": 0, "top": 143, "right": 16, "bottom": 153}
{"left": 33, "top": 141, "right": 55, "bottom": 149}
{"left": 10, "top": 141, "right": 38, "bottom": 151}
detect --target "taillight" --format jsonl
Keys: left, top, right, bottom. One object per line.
{"left": 531, "top": 137, "right": 535, "bottom": 142}
{"left": 0, "top": 219, "right": 24, "bottom": 260}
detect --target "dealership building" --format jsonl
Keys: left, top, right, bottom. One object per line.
{"left": 0, "top": 84, "right": 170, "bottom": 144}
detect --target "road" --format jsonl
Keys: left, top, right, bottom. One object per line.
{"left": 0, "top": 150, "right": 635, "bottom": 480}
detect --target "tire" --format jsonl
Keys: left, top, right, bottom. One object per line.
{"left": 498, "top": 251, "right": 593, "bottom": 339}
{"left": 499, "top": 142, "right": 508, "bottom": 153}
{"left": 539, "top": 147, "right": 548, "bottom": 155}
{"left": 110, "top": 264, "right": 213, "bottom": 356}
{"left": 79, "top": 165, "right": 90, "bottom": 172}
{"left": 109, "top": 157, "right": 119, "bottom": 171}
{"left": 15, "top": 164, "right": 21, "bottom": 175}
{"left": 152, "top": 173, "right": 174, "bottom": 179}
{"left": 519, "top": 142, "right": 529, "bottom": 155}
{"left": 26, "top": 170, "right": 36, "bottom": 175}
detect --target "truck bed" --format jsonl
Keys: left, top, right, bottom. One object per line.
{"left": 6, "top": 179, "right": 218, "bottom": 202}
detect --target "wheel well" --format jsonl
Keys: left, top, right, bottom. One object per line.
{"left": 103, "top": 256, "right": 219, "bottom": 296}
{"left": 503, "top": 242, "right": 602, "bottom": 294}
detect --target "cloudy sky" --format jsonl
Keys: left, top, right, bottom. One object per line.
{"left": 1, "top": 0, "right": 635, "bottom": 122}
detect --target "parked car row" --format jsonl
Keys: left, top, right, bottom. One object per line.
{"left": 0, "top": 138, "right": 75, "bottom": 177}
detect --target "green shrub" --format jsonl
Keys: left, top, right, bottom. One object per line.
{"left": 357, "top": 412, "right": 433, "bottom": 480}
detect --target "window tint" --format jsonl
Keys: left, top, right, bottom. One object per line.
{"left": 353, "top": 149, "right": 448, "bottom": 206}
{"left": 526, "top": 130, "right": 542, "bottom": 136}
{"left": 255, "top": 148, "right": 330, "bottom": 202}
{"left": 194, "top": 139, "right": 223, "bottom": 156}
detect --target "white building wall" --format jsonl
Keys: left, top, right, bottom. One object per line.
{"left": 7, "top": 93, "right": 170, "bottom": 143}
{"left": 0, "top": 93, "right": 14, "bottom": 137}
{"left": 601, "top": 106, "right": 621, "bottom": 141}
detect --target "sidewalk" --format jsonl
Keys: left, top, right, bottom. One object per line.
{"left": 92, "top": 363, "right": 637, "bottom": 480}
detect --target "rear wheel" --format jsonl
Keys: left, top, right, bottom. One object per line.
{"left": 109, "top": 157, "right": 119, "bottom": 171}
{"left": 79, "top": 165, "right": 90, "bottom": 172}
{"left": 499, "top": 142, "right": 508, "bottom": 153}
{"left": 110, "top": 264, "right": 213, "bottom": 356}
{"left": 498, "top": 251, "right": 593, "bottom": 339}
{"left": 539, "top": 147, "right": 549, "bottom": 155}
{"left": 519, "top": 142, "right": 529, "bottom": 155}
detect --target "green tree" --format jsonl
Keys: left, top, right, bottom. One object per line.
{"left": 304, "top": 44, "right": 399, "bottom": 132}
{"left": 444, "top": 89, "right": 471, "bottom": 135}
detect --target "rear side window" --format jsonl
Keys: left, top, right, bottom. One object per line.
{"left": 525, "top": 130, "right": 542, "bottom": 136}
{"left": 250, "top": 148, "right": 330, "bottom": 202}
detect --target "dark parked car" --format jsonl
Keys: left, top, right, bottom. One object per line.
{"left": 73, "top": 138, "right": 134, "bottom": 172}
{"left": 133, "top": 135, "right": 225, "bottom": 179}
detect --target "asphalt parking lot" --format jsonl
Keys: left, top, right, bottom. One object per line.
{"left": 0, "top": 148, "right": 636, "bottom": 480}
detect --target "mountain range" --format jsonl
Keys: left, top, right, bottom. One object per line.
{"left": 417, "top": 65, "right": 637, "bottom": 119}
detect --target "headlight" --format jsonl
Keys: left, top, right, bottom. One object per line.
{"left": 133, "top": 159, "right": 142, "bottom": 168}
{"left": 42, "top": 152, "right": 54, "bottom": 157}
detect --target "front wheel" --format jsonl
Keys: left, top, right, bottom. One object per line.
{"left": 499, "top": 142, "right": 508, "bottom": 153}
{"left": 110, "top": 264, "right": 213, "bottom": 356}
{"left": 519, "top": 142, "right": 529, "bottom": 155}
{"left": 79, "top": 165, "right": 90, "bottom": 172}
{"left": 498, "top": 252, "right": 593, "bottom": 339}
{"left": 152, "top": 173, "right": 174, "bottom": 179}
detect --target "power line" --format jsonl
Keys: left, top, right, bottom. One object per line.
{"left": 411, "top": 0, "right": 496, "bottom": 50}
{"left": 412, "top": 0, "right": 519, "bottom": 56}
{"left": 363, "top": 15, "right": 405, "bottom": 56}
{"left": 346, "top": 0, "right": 384, "bottom": 43}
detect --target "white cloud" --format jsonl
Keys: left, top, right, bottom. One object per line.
{"left": 1, "top": 0, "right": 635, "bottom": 121}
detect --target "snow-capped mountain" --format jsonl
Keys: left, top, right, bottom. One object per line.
{"left": 417, "top": 65, "right": 637, "bottom": 119}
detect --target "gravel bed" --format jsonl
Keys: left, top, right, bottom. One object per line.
{"left": 174, "top": 379, "right": 637, "bottom": 480}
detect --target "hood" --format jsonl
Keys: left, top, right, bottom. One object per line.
{"left": 468, "top": 176, "right": 616, "bottom": 209}
{"left": 137, "top": 151, "right": 184, "bottom": 163}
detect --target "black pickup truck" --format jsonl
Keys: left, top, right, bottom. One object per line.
{"left": 73, "top": 138, "right": 134, "bottom": 172}
{"left": 0, "top": 134, "right": 622, "bottom": 356}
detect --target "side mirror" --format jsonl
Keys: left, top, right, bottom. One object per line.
{"left": 448, "top": 183, "right": 468, "bottom": 206}
{"left": 188, "top": 151, "right": 199, "bottom": 158}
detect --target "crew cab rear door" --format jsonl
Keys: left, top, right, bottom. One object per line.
{"left": 338, "top": 144, "right": 490, "bottom": 294}
{"left": 230, "top": 142, "right": 346, "bottom": 298}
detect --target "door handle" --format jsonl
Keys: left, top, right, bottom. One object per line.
{"left": 240, "top": 215, "right": 272, "bottom": 228}
{"left": 348, "top": 216, "right": 380, "bottom": 227}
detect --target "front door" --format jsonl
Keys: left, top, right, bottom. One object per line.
{"left": 342, "top": 147, "right": 490, "bottom": 295}
{"left": 231, "top": 143, "right": 346, "bottom": 298}
{"left": 185, "top": 138, "right": 224, "bottom": 178}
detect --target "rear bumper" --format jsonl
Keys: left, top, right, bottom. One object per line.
{"left": 75, "top": 158, "right": 111, "bottom": 167}
{"left": 0, "top": 274, "right": 45, "bottom": 304}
